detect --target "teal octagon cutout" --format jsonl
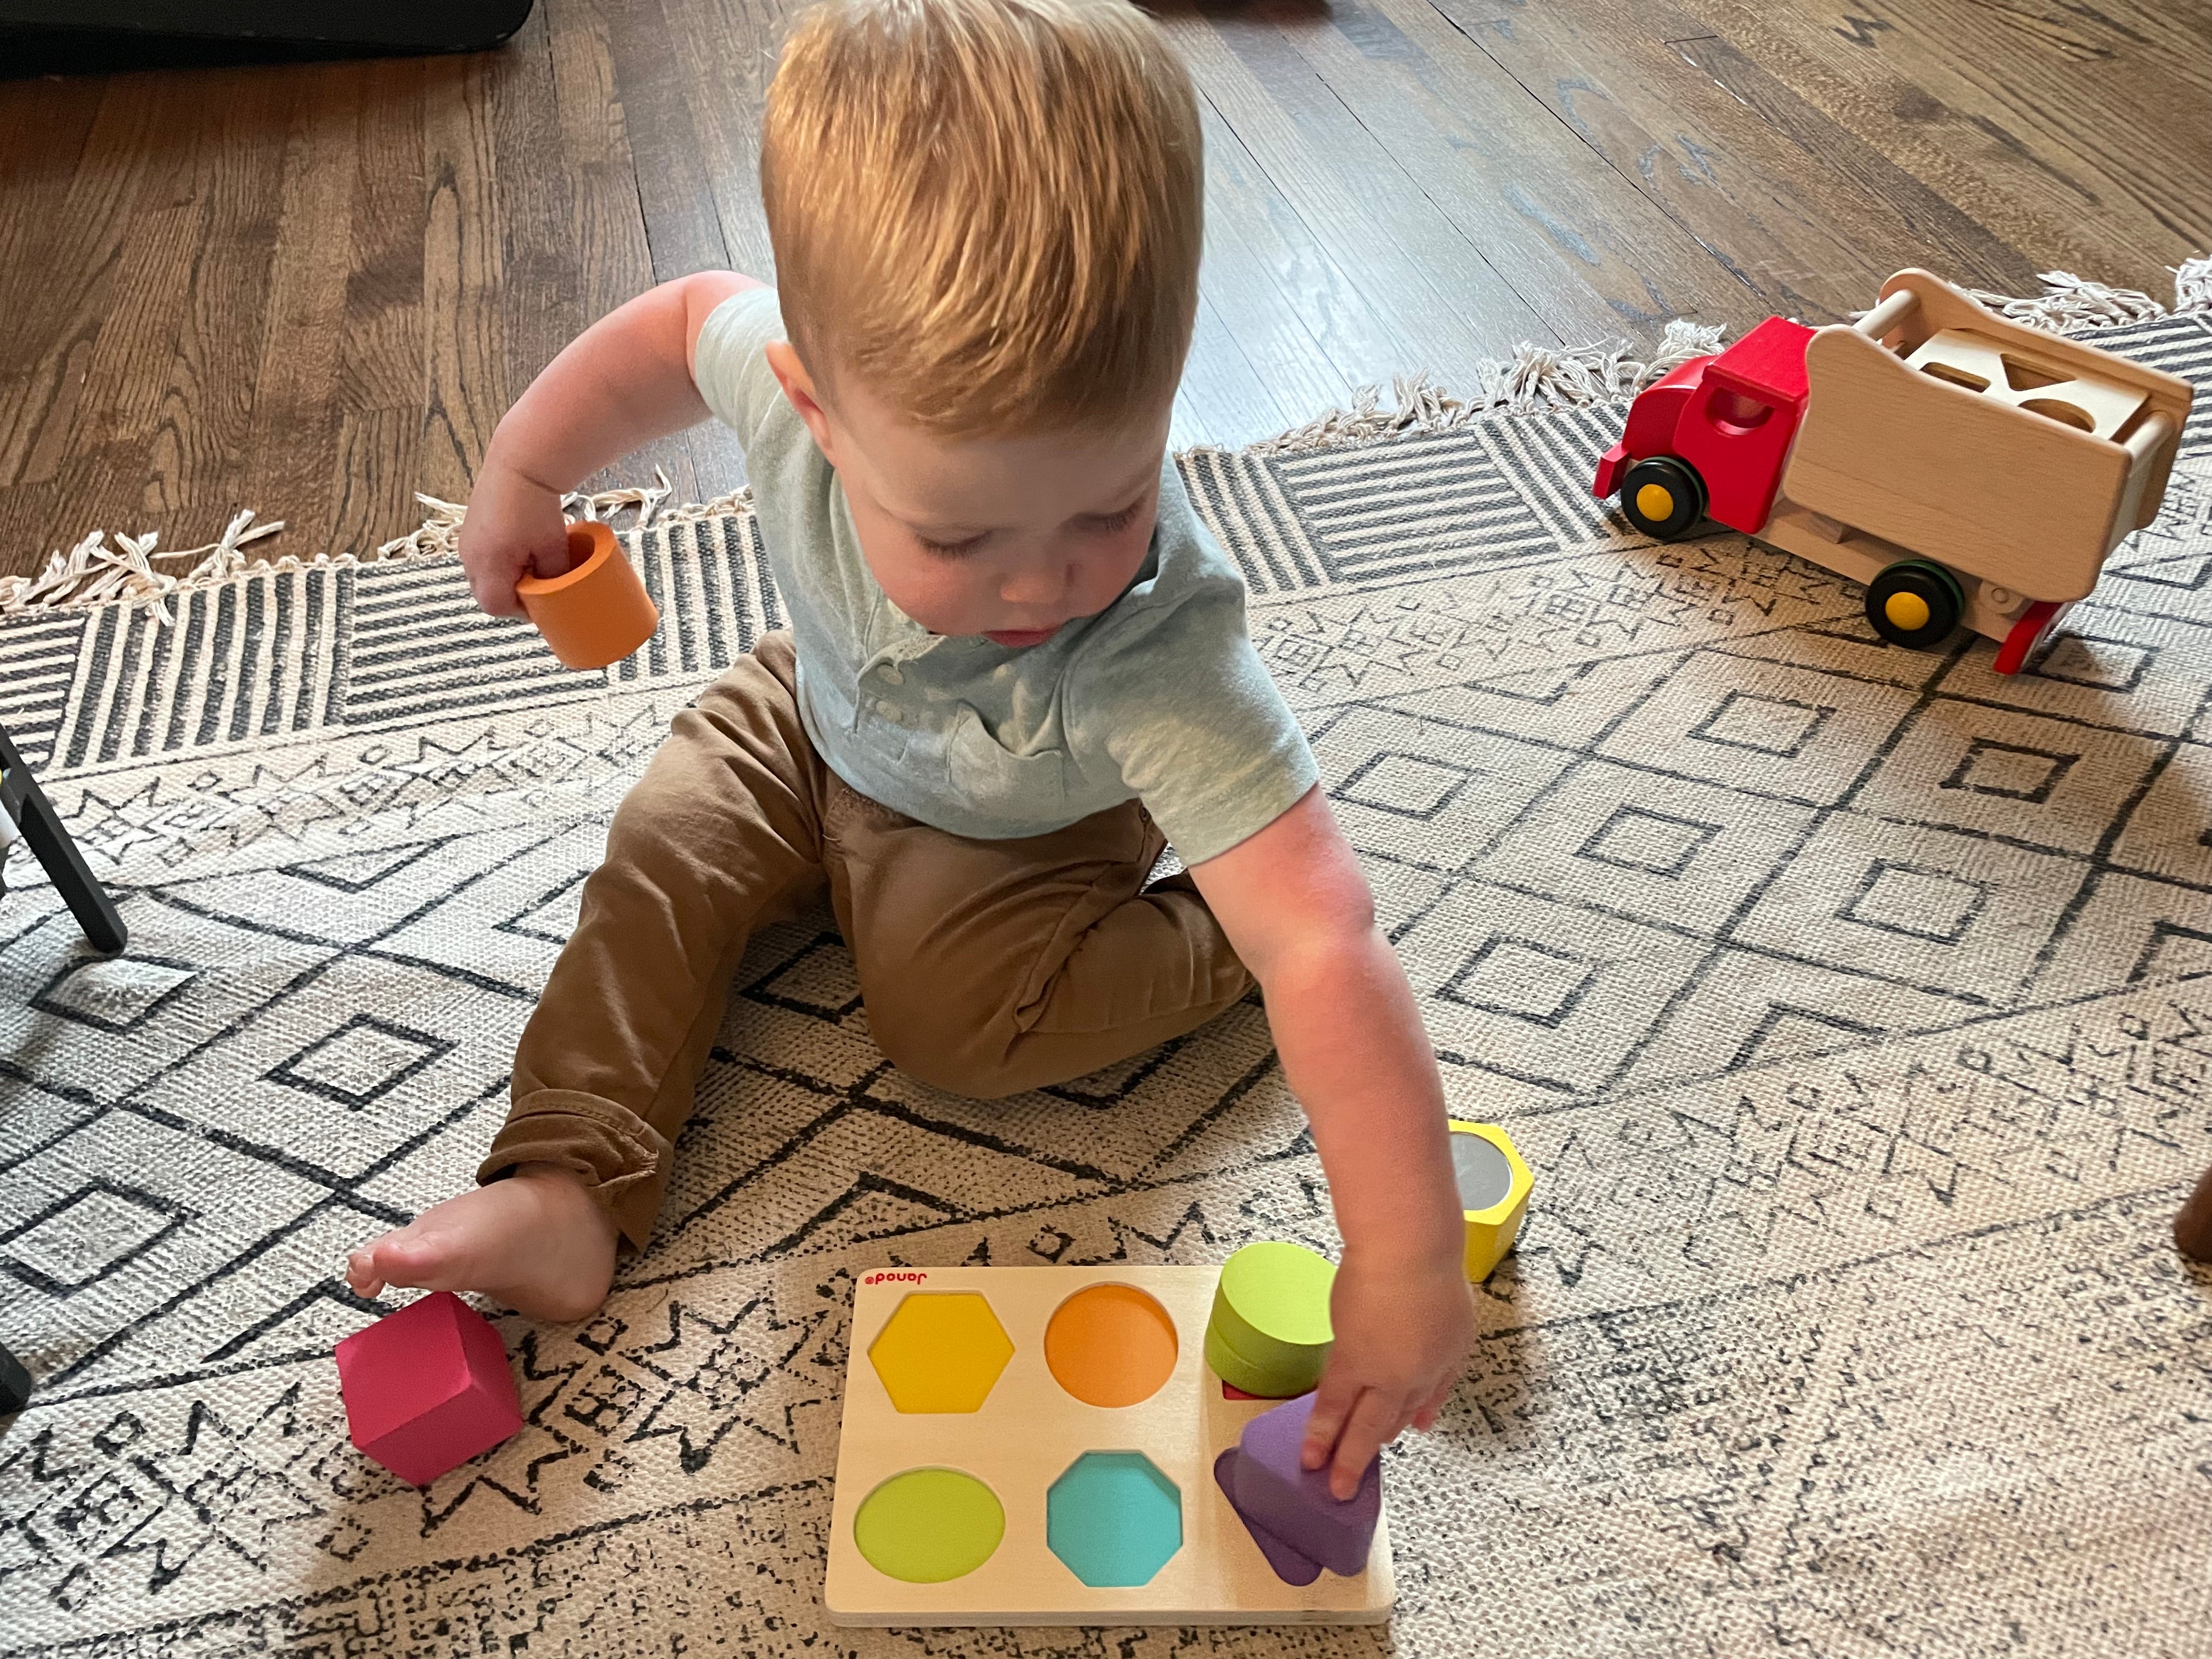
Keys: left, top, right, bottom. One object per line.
{"left": 1046, "top": 1452, "right": 1183, "bottom": 1588}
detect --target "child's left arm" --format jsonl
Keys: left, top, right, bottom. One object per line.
{"left": 1188, "top": 785, "right": 1476, "bottom": 1497}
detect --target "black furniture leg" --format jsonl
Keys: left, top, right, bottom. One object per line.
{"left": 1, "top": 725, "right": 127, "bottom": 956}
{"left": 0, "top": 1342, "right": 29, "bottom": 1416}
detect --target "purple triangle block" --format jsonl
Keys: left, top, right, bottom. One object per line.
{"left": 1231, "top": 1392, "right": 1380, "bottom": 1577}
{"left": 1214, "top": 1448, "right": 1323, "bottom": 1585}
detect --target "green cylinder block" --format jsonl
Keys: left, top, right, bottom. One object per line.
{"left": 1204, "top": 1320, "right": 1323, "bottom": 1398}
{"left": 1205, "top": 1242, "right": 1335, "bottom": 1395}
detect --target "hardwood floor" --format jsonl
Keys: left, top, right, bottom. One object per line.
{"left": 0, "top": 0, "right": 2205, "bottom": 582}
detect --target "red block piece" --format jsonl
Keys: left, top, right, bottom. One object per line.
{"left": 334, "top": 1291, "right": 522, "bottom": 1486}
{"left": 1221, "top": 1379, "right": 1302, "bottom": 1402}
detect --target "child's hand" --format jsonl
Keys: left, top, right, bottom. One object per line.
{"left": 1300, "top": 1246, "right": 1474, "bottom": 1498}
{"left": 448, "top": 271, "right": 751, "bottom": 616}
{"left": 458, "top": 462, "right": 573, "bottom": 618}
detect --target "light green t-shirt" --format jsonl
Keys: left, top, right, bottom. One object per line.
{"left": 690, "top": 287, "right": 1317, "bottom": 866}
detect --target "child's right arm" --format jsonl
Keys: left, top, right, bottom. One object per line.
{"left": 458, "top": 272, "right": 766, "bottom": 617}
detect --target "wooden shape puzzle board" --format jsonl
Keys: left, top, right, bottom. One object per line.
{"left": 826, "top": 1265, "right": 1395, "bottom": 1626}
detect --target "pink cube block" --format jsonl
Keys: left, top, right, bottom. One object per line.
{"left": 334, "top": 1291, "right": 522, "bottom": 1486}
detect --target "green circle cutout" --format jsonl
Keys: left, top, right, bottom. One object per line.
{"left": 853, "top": 1469, "right": 1005, "bottom": 1583}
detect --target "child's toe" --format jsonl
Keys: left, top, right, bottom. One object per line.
{"left": 343, "top": 1248, "right": 380, "bottom": 1296}
{"left": 375, "top": 1234, "right": 448, "bottom": 1287}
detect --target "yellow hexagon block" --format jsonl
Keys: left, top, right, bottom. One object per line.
{"left": 867, "top": 1291, "right": 1016, "bottom": 1413}
{"left": 1449, "top": 1120, "right": 1534, "bottom": 1282}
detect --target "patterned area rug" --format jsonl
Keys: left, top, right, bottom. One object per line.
{"left": 3, "top": 303, "right": 2211, "bottom": 1658}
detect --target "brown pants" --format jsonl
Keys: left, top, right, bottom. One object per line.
{"left": 478, "top": 632, "right": 1256, "bottom": 1250}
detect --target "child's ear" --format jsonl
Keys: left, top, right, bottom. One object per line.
{"left": 765, "top": 341, "right": 839, "bottom": 462}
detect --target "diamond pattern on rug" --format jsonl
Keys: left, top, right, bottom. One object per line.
{"left": 2, "top": 313, "right": 2210, "bottom": 1658}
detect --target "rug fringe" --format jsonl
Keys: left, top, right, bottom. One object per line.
{"left": 0, "top": 509, "right": 289, "bottom": 629}
{"left": 0, "top": 473, "right": 753, "bottom": 622}
{"left": 1212, "top": 318, "right": 1726, "bottom": 459}
{"left": 5, "top": 261, "right": 2205, "bottom": 623}
{"left": 1960, "top": 268, "right": 2170, "bottom": 332}
{"left": 1238, "top": 260, "right": 2208, "bottom": 458}
{"left": 2175, "top": 252, "right": 2212, "bottom": 313}
{"left": 370, "top": 472, "right": 757, "bottom": 565}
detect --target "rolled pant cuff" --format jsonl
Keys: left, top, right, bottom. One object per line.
{"left": 476, "top": 1090, "right": 673, "bottom": 1253}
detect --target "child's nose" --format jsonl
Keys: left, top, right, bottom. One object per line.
{"left": 1001, "top": 561, "right": 1077, "bottom": 608}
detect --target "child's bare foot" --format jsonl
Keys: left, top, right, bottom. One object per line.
{"left": 345, "top": 1165, "right": 618, "bottom": 1323}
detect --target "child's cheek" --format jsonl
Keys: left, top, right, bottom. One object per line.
{"left": 1087, "top": 527, "right": 1156, "bottom": 612}
{"left": 873, "top": 558, "right": 978, "bottom": 635}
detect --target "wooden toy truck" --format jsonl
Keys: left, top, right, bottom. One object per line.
{"left": 1594, "top": 269, "right": 2194, "bottom": 672}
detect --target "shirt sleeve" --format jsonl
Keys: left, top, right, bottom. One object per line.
{"left": 689, "top": 286, "right": 790, "bottom": 450}
{"left": 1073, "top": 579, "right": 1320, "bottom": 868}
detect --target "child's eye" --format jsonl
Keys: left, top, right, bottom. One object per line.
{"left": 917, "top": 531, "right": 988, "bottom": 557}
{"left": 1084, "top": 503, "right": 1143, "bottom": 535}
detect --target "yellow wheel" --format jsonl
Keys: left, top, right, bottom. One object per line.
{"left": 1617, "top": 455, "right": 1706, "bottom": 540}
{"left": 1865, "top": 559, "right": 1964, "bottom": 650}
{"left": 1881, "top": 590, "right": 1932, "bottom": 633}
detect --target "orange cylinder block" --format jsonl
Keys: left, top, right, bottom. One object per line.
{"left": 516, "top": 520, "right": 659, "bottom": 670}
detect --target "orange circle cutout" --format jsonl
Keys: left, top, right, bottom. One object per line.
{"left": 1043, "top": 1284, "right": 1179, "bottom": 1408}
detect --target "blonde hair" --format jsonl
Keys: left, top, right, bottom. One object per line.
{"left": 760, "top": 0, "right": 1203, "bottom": 436}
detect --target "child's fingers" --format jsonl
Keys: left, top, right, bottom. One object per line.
{"left": 460, "top": 523, "right": 562, "bottom": 619}
{"left": 479, "top": 529, "right": 575, "bottom": 614}
{"left": 466, "top": 553, "right": 533, "bottom": 620}
{"left": 1329, "top": 1388, "right": 1408, "bottom": 1499}
{"left": 1410, "top": 1375, "right": 1457, "bottom": 1433}
{"left": 1299, "top": 1371, "right": 1367, "bottom": 1472}
{"left": 528, "top": 538, "right": 572, "bottom": 579}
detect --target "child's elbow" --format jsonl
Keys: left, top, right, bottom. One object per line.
{"left": 1246, "top": 888, "right": 1379, "bottom": 989}
{"left": 1312, "top": 884, "right": 1377, "bottom": 945}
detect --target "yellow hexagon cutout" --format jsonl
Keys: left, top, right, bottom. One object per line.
{"left": 867, "top": 1291, "right": 1017, "bottom": 1413}
{"left": 1448, "top": 1120, "right": 1534, "bottom": 1282}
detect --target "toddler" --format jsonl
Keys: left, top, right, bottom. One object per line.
{"left": 348, "top": 0, "right": 1472, "bottom": 1496}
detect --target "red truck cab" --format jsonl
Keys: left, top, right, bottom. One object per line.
{"left": 1594, "top": 315, "right": 1815, "bottom": 540}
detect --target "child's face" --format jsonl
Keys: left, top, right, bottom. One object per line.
{"left": 768, "top": 342, "right": 1171, "bottom": 647}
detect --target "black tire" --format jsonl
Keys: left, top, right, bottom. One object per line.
{"left": 1617, "top": 455, "right": 1707, "bottom": 540}
{"left": 1864, "top": 558, "right": 1965, "bottom": 650}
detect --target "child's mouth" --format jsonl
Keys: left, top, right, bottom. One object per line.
{"left": 983, "top": 625, "right": 1062, "bottom": 648}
